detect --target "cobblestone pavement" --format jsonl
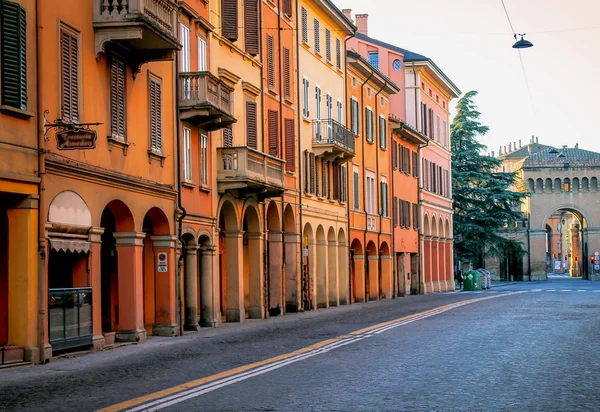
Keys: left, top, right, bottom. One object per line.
{"left": 1, "top": 278, "right": 599, "bottom": 411}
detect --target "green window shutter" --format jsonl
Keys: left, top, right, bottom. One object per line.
{"left": 1, "top": 0, "right": 27, "bottom": 110}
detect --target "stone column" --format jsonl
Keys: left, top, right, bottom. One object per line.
{"left": 368, "top": 253, "right": 379, "bottom": 301}
{"left": 529, "top": 230, "right": 548, "bottom": 281}
{"left": 199, "top": 245, "right": 216, "bottom": 327}
{"left": 7, "top": 195, "right": 39, "bottom": 362}
{"left": 432, "top": 236, "right": 440, "bottom": 292}
{"left": 570, "top": 225, "right": 581, "bottom": 277}
{"left": 113, "top": 232, "right": 146, "bottom": 343}
{"left": 268, "top": 231, "right": 283, "bottom": 312}
{"left": 352, "top": 254, "right": 365, "bottom": 303}
{"left": 422, "top": 235, "right": 432, "bottom": 293}
{"left": 224, "top": 231, "right": 244, "bottom": 322}
{"left": 284, "top": 232, "right": 299, "bottom": 311}
{"left": 337, "top": 240, "right": 348, "bottom": 305}
{"left": 316, "top": 238, "right": 328, "bottom": 308}
{"left": 89, "top": 227, "right": 105, "bottom": 350}
{"left": 184, "top": 243, "right": 200, "bottom": 331}
{"left": 328, "top": 239, "right": 338, "bottom": 307}
{"left": 446, "top": 240, "right": 454, "bottom": 291}
{"left": 380, "top": 253, "right": 393, "bottom": 298}
{"left": 151, "top": 235, "right": 178, "bottom": 336}
{"left": 246, "top": 232, "right": 264, "bottom": 319}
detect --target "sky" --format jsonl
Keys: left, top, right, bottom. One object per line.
{"left": 333, "top": 0, "right": 600, "bottom": 154}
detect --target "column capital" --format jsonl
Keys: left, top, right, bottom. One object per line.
{"left": 151, "top": 235, "right": 177, "bottom": 249}
{"left": 185, "top": 244, "right": 200, "bottom": 255}
{"left": 13, "top": 194, "right": 39, "bottom": 209}
{"left": 328, "top": 240, "right": 338, "bottom": 246}
{"left": 114, "top": 232, "right": 146, "bottom": 246}
{"left": 89, "top": 227, "right": 105, "bottom": 243}
{"left": 246, "top": 232, "right": 263, "bottom": 240}
{"left": 223, "top": 230, "right": 244, "bottom": 239}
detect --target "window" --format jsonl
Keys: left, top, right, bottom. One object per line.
{"left": 200, "top": 134, "right": 208, "bottom": 185}
{"left": 283, "top": 47, "right": 291, "bottom": 98}
{"left": 393, "top": 196, "right": 398, "bottom": 226}
{"left": 285, "top": 118, "right": 295, "bottom": 172}
{"left": 353, "top": 167, "right": 359, "bottom": 210}
{"left": 326, "top": 93, "right": 332, "bottom": 121}
{"left": 412, "top": 151, "right": 419, "bottom": 178}
{"left": 365, "top": 108, "right": 374, "bottom": 143}
{"left": 183, "top": 128, "right": 192, "bottom": 181}
{"left": 198, "top": 37, "right": 207, "bottom": 71}
{"left": 443, "top": 120, "right": 448, "bottom": 147}
{"left": 221, "top": 0, "right": 238, "bottom": 41}
{"left": 60, "top": 25, "right": 79, "bottom": 122}
{"left": 1, "top": 0, "right": 27, "bottom": 110}
{"left": 314, "top": 19, "right": 320, "bottom": 53}
{"left": 429, "top": 108, "right": 434, "bottom": 140}
{"left": 180, "top": 24, "right": 190, "bottom": 71}
{"left": 321, "top": 158, "right": 327, "bottom": 197}
{"left": 412, "top": 203, "right": 420, "bottom": 229}
{"left": 350, "top": 98, "right": 359, "bottom": 134}
{"left": 149, "top": 76, "right": 163, "bottom": 153}
{"left": 368, "top": 51, "right": 379, "bottom": 69}
{"left": 436, "top": 115, "right": 441, "bottom": 143}
{"left": 380, "top": 179, "right": 388, "bottom": 217}
{"left": 301, "top": 7, "right": 308, "bottom": 44}
{"left": 379, "top": 115, "right": 387, "bottom": 149}
{"left": 268, "top": 109, "right": 278, "bottom": 157}
{"left": 392, "top": 142, "right": 397, "bottom": 169}
{"left": 302, "top": 77, "right": 309, "bottom": 118}
{"left": 340, "top": 164, "right": 347, "bottom": 203}
{"left": 109, "top": 57, "right": 126, "bottom": 140}
{"left": 245, "top": 0, "right": 259, "bottom": 55}
{"left": 366, "top": 174, "right": 375, "bottom": 215}
{"left": 246, "top": 101, "right": 257, "bottom": 149}
{"left": 315, "top": 85, "right": 321, "bottom": 121}
{"left": 420, "top": 103, "right": 427, "bottom": 135}
{"left": 309, "top": 152, "right": 316, "bottom": 194}
{"left": 337, "top": 99, "right": 342, "bottom": 124}
{"left": 223, "top": 127, "right": 233, "bottom": 147}
{"left": 325, "top": 29, "right": 331, "bottom": 61}
{"left": 336, "top": 38, "right": 341, "bottom": 70}
{"left": 267, "top": 35, "right": 275, "bottom": 89}
{"left": 283, "top": 0, "right": 292, "bottom": 16}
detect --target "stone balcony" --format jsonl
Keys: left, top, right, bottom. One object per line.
{"left": 93, "top": 0, "right": 180, "bottom": 70}
{"left": 312, "top": 119, "right": 355, "bottom": 162}
{"left": 217, "top": 147, "right": 285, "bottom": 201}
{"left": 179, "top": 72, "right": 236, "bottom": 131}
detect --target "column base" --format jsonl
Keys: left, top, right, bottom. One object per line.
{"left": 225, "top": 308, "right": 243, "bottom": 322}
{"left": 247, "top": 306, "right": 263, "bottom": 319}
{"left": 199, "top": 318, "right": 215, "bottom": 328}
{"left": 92, "top": 335, "right": 106, "bottom": 351}
{"left": 153, "top": 324, "right": 179, "bottom": 337}
{"left": 184, "top": 323, "right": 201, "bottom": 331}
{"left": 116, "top": 329, "right": 147, "bottom": 343}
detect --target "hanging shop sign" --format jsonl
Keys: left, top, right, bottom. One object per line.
{"left": 56, "top": 129, "right": 98, "bottom": 150}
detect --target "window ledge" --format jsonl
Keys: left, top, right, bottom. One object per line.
{"left": 147, "top": 150, "right": 166, "bottom": 167}
{"left": 0, "top": 105, "right": 34, "bottom": 119}
{"left": 182, "top": 180, "right": 196, "bottom": 189}
{"left": 199, "top": 184, "right": 211, "bottom": 193}
{"left": 284, "top": 96, "right": 294, "bottom": 106}
{"left": 107, "top": 136, "right": 131, "bottom": 155}
{"left": 326, "top": 60, "right": 333, "bottom": 67}
{"left": 267, "top": 88, "right": 278, "bottom": 97}
{"left": 301, "top": 42, "right": 310, "bottom": 50}
{"left": 315, "top": 50, "right": 323, "bottom": 58}
{"left": 302, "top": 116, "right": 311, "bottom": 124}
{"left": 337, "top": 67, "right": 344, "bottom": 74}
{"left": 285, "top": 170, "right": 295, "bottom": 176}
{"left": 283, "top": 13, "right": 293, "bottom": 22}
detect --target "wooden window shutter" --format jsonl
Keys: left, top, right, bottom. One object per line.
{"left": 315, "top": 156, "right": 320, "bottom": 196}
{"left": 223, "top": 127, "right": 233, "bottom": 147}
{"left": 336, "top": 38, "right": 341, "bottom": 69}
{"left": 246, "top": 101, "right": 257, "bottom": 149}
{"left": 110, "top": 57, "right": 126, "bottom": 140}
{"left": 267, "top": 35, "right": 275, "bottom": 89}
{"left": 268, "top": 109, "right": 278, "bottom": 157}
{"left": 332, "top": 164, "right": 339, "bottom": 200}
{"left": 283, "top": 0, "right": 291, "bottom": 16}
{"left": 283, "top": 48, "right": 291, "bottom": 98}
{"left": 149, "top": 77, "right": 163, "bottom": 152}
{"left": 342, "top": 166, "right": 347, "bottom": 202}
{"left": 321, "top": 158, "right": 326, "bottom": 197}
{"left": 325, "top": 29, "right": 331, "bottom": 61}
{"left": 301, "top": 7, "right": 308, "bottom": 43}
{"left": 60, "top": 26, "right": 79, "bottom": 122}
{"left": 285, "top": 118, "right": 295, "bottom": 171}
{"left": 303, "top": 150, "right": 309, "bottom": 193}
{"left": 314, "top": 19, "right": 320, "bottom": 52}
{"left": 1, "top": 0, "right": 27, "bottom": 110}
{"left": 309, "top": 152, "right": 316, "bottom": 194}
{"left": 245, "top": 0, "right": 259, "bottom": 55}
{"left": 222, "top": 0, "right": 238, "bottom": 42}
{"left": 353, "top": 171, "right": 359, "bottom": 209}
{"left": 393, "top": 196, "right": 398, "bottom": 226}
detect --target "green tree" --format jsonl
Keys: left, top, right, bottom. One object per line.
{"left": 451, "top": 91, "right": 527, "bottom": 265}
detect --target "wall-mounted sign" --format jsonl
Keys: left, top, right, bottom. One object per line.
{"left": 157, "top": 252, "right": 168, "bottom": 273}
{"left": 56, "top": 129, "right": 98, "bottom": 150}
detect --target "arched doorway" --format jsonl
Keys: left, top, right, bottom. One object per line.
{"left": 431, "top": 217, "right": 439, "bottom": 291}
{"left": 0, "top": 209, "right": 8, "bottom": 346}
{"left": 182, "top": 232, "right": 199, "bottom": 330}
{"left": 218, "top": 199, "right": 240, "bottom": 322}
{"left": 422, "top": 214, "right": 431, "bottom": 293}
{"left": 283, "top": 205, "right": 298, "bottom": 312}
{"left": 379, "top": 241, "right": 391, "bottom": 298}
{"left": 543, "top": 209, "right": 587, "bottom": 278}
{"left": 365, "top": 241, "right": 377, "bottom": 301}
{"left": 350, "top": 238, "right": 363, "bottom": 303}
{"left": 197, "top": 234, "right": 213, "bottom": 326}
{"left": 266, "top": 201, "right": 282, "bottom": 315}
{"left": 316, "top": 225, "right": 327, "bottom": 308}
{"left": 302, "top": 223, "right": 314, "bottom": 310}
{"left": 327, "top": 227, "right": 338, "bottom": 307}
{"left": 243, "top": 204, "right": 262, "bottom": 319}
{"left": 337, "top": 228, "right": 348, "bottom": 305}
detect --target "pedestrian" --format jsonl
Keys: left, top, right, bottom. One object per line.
{"left": 457, "top": 269, "right": 463, "bottom": 289}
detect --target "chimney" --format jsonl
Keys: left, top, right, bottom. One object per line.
{"left": 531, "top": 135, "right": 534, "bottom": 143}
{"left": 355, "top": 14, "right": 368, "bottom": 36}
{"left": 499, "top": 146, "right": 503, "bottom": 155}
{"left": 491, "top": 151, "right": 495, "bottom": 157}
{"left": 342, "top": 9, "right": 353, "bottom": 22}
{"left": 514, "top": 141, "right": 517, "bottom": 150}
{"left": 575, "top": 143, "right": 579, "bottom": 149}
{"left": 519, "top": 139, "right": 522, "bottom": 148}
{"left": 509, "top": 143, "right": 512, "bottom": 152}
{"left": 536, "top": 136, "right": 539, "bottom": 143}
{"left": 504, "top": 146, "right": 507, "bottom": 153}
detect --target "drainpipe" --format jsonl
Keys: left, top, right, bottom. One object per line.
{"left": 174, "top": 20, "right": 187, "bottom": 337}
{"left": 412, "top": 61, "right": 423, "bottom": 295}
{"left": 374, "top": 80, "right": 387, "bottom": 300}
{"left": 360, "top": 70, "right": 375, "bottom": 302}
{"left": 294, "top": 0, "right": 304, "bottom": 310}
{"left": 35, "top": 0, "right": 48, "bottom": 364}
{"left": 277, "top": 0, "right": 286, "bottom": 314}
{"left": 344, "top": 36, "right": 352, "bottom": 304}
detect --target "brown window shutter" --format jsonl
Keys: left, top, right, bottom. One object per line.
{"left": 149, "top": 77, "right": 163, "bottom": 152}
{"left": 283, "top": 47, "right": 291, "bottom": 98}
{"left": 336, "top": 38, "right": 341, "bottom": 70}
{"left": 315, "top": 156, "right": 320, "bottom": 196}
{"left": 246, "top": 101, "right": 257, "bottom": 149}
{"left": 268, "top": 109, "right": 278, "bottom": 157}
{"left": 332, "top": 164, "right": 339, "bottom": 200}
{"left": 314, "top": 19, "right": 320, "bottom": 52}
{"left": 283, "top": 0, "right": 291, "bottom": 16}
{"left": 60, "top": 27, "right": 79, "bottom": 122}
{"left": 304, "top": 150, "right": 309, "bottom": 192}
{"left": 325, "top": 29, "right": 331, "bottom": 61}
{"left": 285, "top": 118, "right": 295, "bottom": 171}
{"left": 321, "top": 158, "right": 327, "bottom": 197}
{"left": 110, "top": 57, "right": 126, "bottom": 140}
{"left": 267, "top": 35, "right": 275, "bottom": 89}
{"left": 222, "top": 0, "right": 238, "bottom": 42}
{"left": 244, "top": 0, "right": 259, "bottom": 55}
{"left": 309, "top": 152, "right": 316, "bottom": 194}
{"left": 223, "top": 127, "right": 233, "bottom": 147}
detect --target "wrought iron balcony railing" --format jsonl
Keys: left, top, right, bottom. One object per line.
{"left": 312, "top": 119, "right": 355, "bottom": 161}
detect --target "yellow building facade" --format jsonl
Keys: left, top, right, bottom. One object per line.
{"left": 296, "top": 0, "right": 355, "bottom": 309}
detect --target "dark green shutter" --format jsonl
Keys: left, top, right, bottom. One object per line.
{"left": 1, "top": 0, "right": 27, "bottom": 110}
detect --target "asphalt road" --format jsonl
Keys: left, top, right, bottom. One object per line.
{"left": 1, "top": 277, "right": 599, "bottom": 411}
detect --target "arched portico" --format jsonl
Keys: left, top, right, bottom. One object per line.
{"left": 350, "top": 238, "right": 364, "bottom": 303}
{"left": 284, "top": 205, "right": 299, "bottom": 312}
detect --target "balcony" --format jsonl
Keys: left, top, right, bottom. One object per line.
{"left": 217, "top": 147, "right": 285, "bottom": 201}
{"left": 179, "top": 72, "right": 236, "bottom": 131}
{"left": 312, "top": 119, "right": 355, "bottom": 162}
{"left": 93, "top": 0, "right": 179, "bottom": 71}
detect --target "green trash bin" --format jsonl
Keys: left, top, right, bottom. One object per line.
{"left": 463, "top": 270, "right": 482, "bottom": 291}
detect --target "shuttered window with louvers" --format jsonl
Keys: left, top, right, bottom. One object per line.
{"left": 1, "top": 0, "right": 27, "bottom": 110}
{"left": 301, "top": 7, "right": 308, "bottom": 43}
{"left": 285, "top": 118, "right": 295, "bottom": 171}
{"left": 335, "top": 38, "right": 341, "bottom": 70}
{"left": 267, "top": 35, "right": 275, "bottom": 89}
{"left": 223, "top": 127, "right": 233, "bottom": 147}
{"left": 325, "top": 29, "right": 331, "bottom": 61}
{"left": 60, "top": 26, "right": 79, "bottom": 122}
{"left": 149, "top": 76, "right": 163, "bottom": 153}
{"left": 246, "top": 101, "right": 257, "bottom": 149}
{"left": 110, "top": 57, "right": 126, "bottom": 140}
{"left": 314, "top": 19, "right": 320, "bottom": 53}
{"left": 221, "top": 0, "right": 238, "bottom": 42}
{"left": 332, "top": 164, "right": 339, "bottom": 200}
{"left": 283, "top": 0, "right": 291, "bottom": 16}
{"left": 341, "top": 165, "right": 347, "bottom": 202}
{"left": 393, "top": 196, "right": 398, "bottom": 226}
{"left": 244, "top": 0, "right": 259, "bottom": 55}
{"left": 353, "top": 169, "right": 359, "bottom": 210}
{"left": 321, "top": 158, "right": 327, "bottom": 197}
{"left": 268, "top": 109, "right": 278, "bottom": 157}
{"left": 283, "top": 48, "right": 291, "bottom": 99}
{"left": 304, "top": 150, "right": 309, "bottom": 193}
{"left": 309, "top": 152, "right": 316, "bottom": 194}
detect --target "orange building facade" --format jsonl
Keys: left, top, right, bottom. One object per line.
{"left": 346, "top": 51, "right": 399, "bottom": 302}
